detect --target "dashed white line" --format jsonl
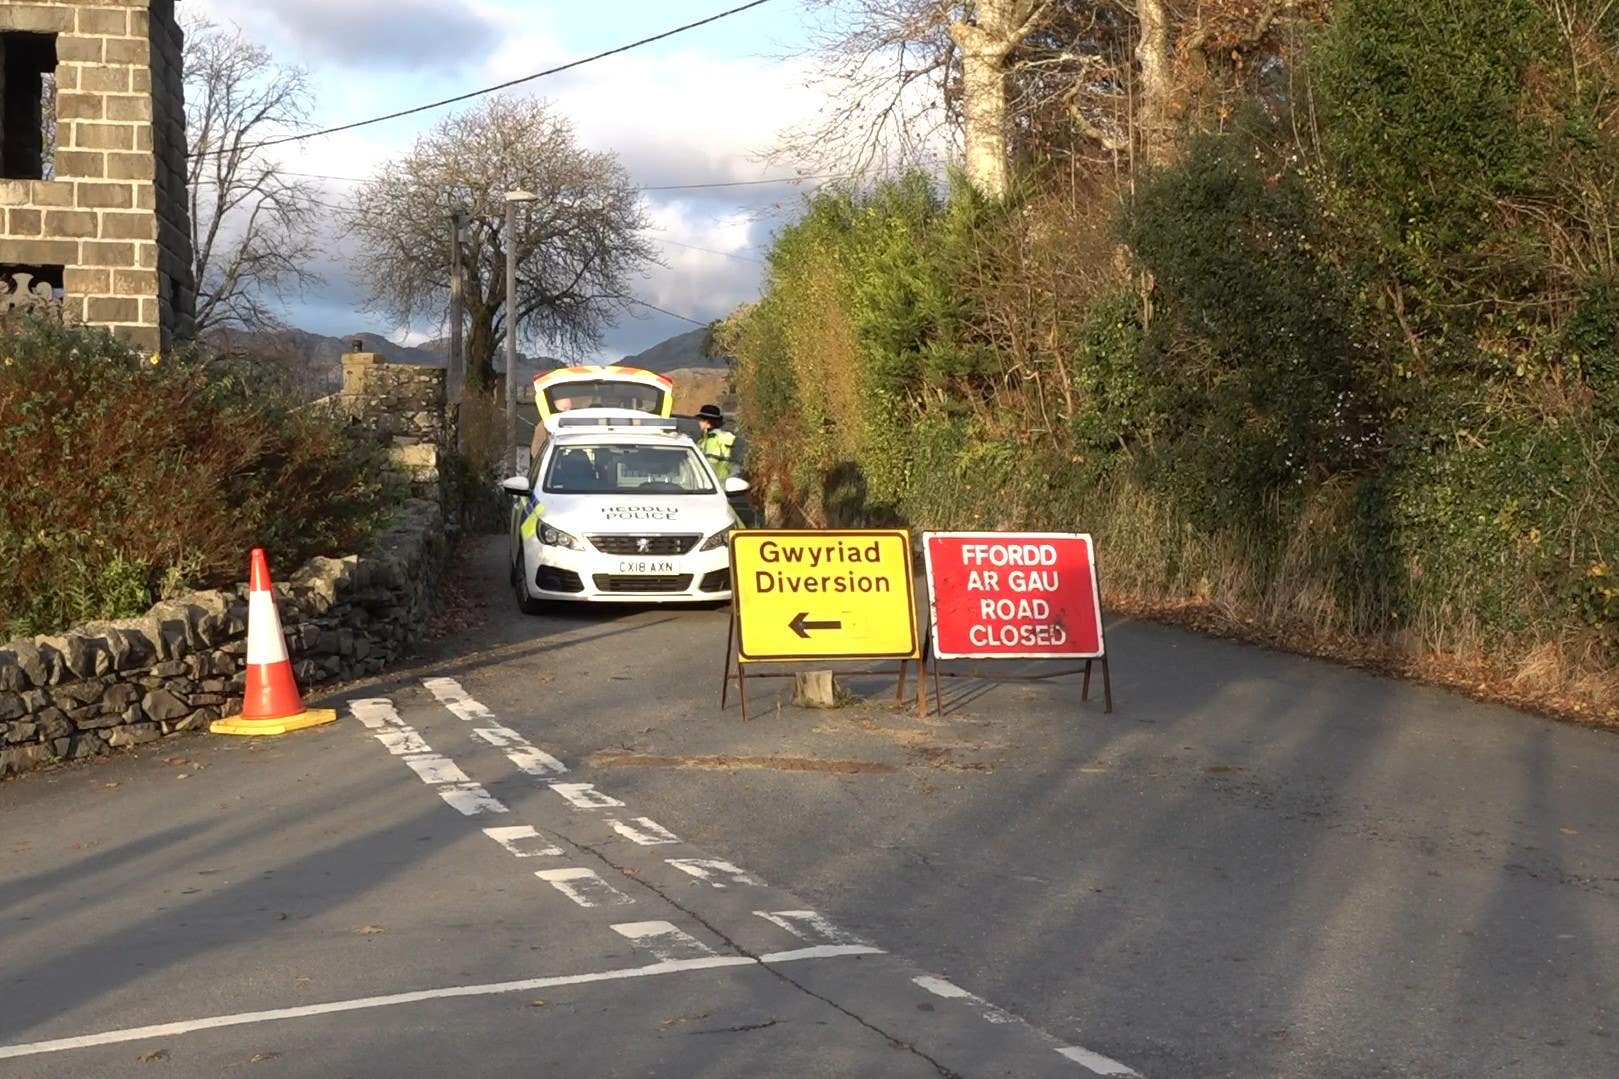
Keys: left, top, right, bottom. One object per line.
{"left": 667, "top": 858, "right": 763, "bottom": 889}
{"left": 349, "top": 698, "right": 403, "bottom": 730}
{"left": 754, "top": 909, "right": 868, "bottom": 947}
{"left": 551, "top": 783, "right": 625, "bottom": 809}
{"left": 422, "top": 676, "right": 495, "bottom": 722}
{"left": 912, "top": 975, "right": 1015, "bottom": 1024}
{"left": 435, "top": 782, "right": 507, "bottom": 817}
{"left": 374, "top": 728, "right": 430, "bottom": 756}
{"left": 1056, "top": 1046, "right": 1143, "bottom": 1076}
{"left": 347, "top": 701, "right": 508, "bottom": 817}
{"left": 611, "top": 921, "right": 716, "bottom": 963}
{"left": 608, "top": 817, "right": 681, "bottom": 845}
{"left": 482, "top": 826, "right": 562, "bottom": 858}
{"left": 536, "top": 867, "right": 635, "bottom": 908}
{"left": 402, "top": 754, "right": 471, "bottom": 786}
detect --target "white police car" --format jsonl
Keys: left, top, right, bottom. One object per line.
{"left": 504, "top": 410, "right": 746, "bottom": 611}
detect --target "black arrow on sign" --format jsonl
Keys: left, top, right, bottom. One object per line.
{"left": 789, "top": 611, "right": 842, "bottom": 639}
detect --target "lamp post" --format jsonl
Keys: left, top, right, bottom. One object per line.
{"left": 504, "top": 188, "right": 539, "bottom": 476}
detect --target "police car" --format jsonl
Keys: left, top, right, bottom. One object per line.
{"left": 504, "top": 409, "right": 747, "bottom": 611}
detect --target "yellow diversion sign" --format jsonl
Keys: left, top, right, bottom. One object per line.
{"left": 730, "top": 530, "right": 920, "bottom": 661}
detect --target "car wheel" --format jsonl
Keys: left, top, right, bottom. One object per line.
{"left": 512, "top": 549, "right": 548, "bottom": 616}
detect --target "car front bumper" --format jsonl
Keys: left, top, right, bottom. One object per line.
{"left": 520, "top": 538, "right": 732, "bottom": 603}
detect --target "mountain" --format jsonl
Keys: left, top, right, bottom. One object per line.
{"left": 619, "top": 327, "right": 727, "bottom": 373}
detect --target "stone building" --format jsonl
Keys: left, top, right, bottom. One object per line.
{"left": 0, "top": 0, "right": 193, "bottom": 352}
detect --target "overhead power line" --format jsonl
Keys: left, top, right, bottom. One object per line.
{"left": 275, "top": 168, "right": 852, "bottom": 194}
{"left": 620, "top": 296, "right": 709, "bottom": 326}
{"left": 189, "top": 0, "right": 777, "bottom": 160}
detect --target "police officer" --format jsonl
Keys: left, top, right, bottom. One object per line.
{"left": 696, "top": 403, "right": 737, "bottom": 480}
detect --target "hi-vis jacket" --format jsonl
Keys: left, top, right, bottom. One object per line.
{"left": 699, "top": 429, "right": 736, "bottom": 480}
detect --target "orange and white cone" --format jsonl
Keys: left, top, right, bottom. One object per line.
{"left": 211, "top": 549, "right": 337, "bottom": 736}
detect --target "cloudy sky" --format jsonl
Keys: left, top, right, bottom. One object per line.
{"left": 185, "top": 0, "right": 845, "bottom": 360}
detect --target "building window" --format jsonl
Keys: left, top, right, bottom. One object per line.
{"left": 1, "top": 32, "right": 58, "bottom": 181}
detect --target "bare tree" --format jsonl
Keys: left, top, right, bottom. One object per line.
{"left": 348, "top": 95, "right": 656, "bottom": 394}
{"left": 783, "top": 2, "right": 1324, "bottom": 191}
{"left": 783, "top": 2, "right": 1120, "bottom": 196}
{"left": 184, "top": 17, "right": 321, "bottom": 334}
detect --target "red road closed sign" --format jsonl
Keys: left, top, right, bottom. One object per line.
{"left": 923, "top": 532, "right": 1105, "bottom": 660}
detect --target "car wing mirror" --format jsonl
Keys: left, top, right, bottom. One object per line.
{"left": 723, "top": 476, "right": 750, "bottom": 494}
{"left": 501, "top": 476, "right": 531, "bottom": 496}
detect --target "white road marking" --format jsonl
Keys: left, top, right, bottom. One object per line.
{"left": 1056, "top": 1046, "right": 1143, "bottom": 1076}
{"left": 471, "top": 728, "right": 569, "bottom": 777}
{"left": 482, "top": 826, "right": 562, "bottom": 858}
{"left": 551, "top": 783, "right": 625, "bottom": 809}
{"left": 608, "top": 817, "right": 680, "bottom": 845}
{"left": 436, "top": 783, "right": 507, "bottom": 816}
{"left": 535, "top": 867, "right": 635, "bottom": 908}
{"left": 422, "top": 676, "right": 495, "bottom": 721}
{"left": 611, "top": 921, "right": 716, "bottom": 963}
{"left": 504, "top": 745, "right": 569, "bottom": 778}
{"left": 754, "top": 909, "right": 868, "bottom": 947}
{"left": 349, "top": 699, "right": 509, "bottom": 816}
{"left": 348, "top": 699, "right": 404, "bottom": 730}
{"left": 760, "top": 944, "right": 885, "bottom": 962}
{"left": 667, "top": 858, "right": 764, "bottom": 889}
{"left": 374, "top": 728, "right": 429, "bottom": 756}
{"left": 0, "top": 955, "right": 819, "bottom": 1060}
{"left": 913, "top": 975, "right": 1014, "bottom": 1024}
{"left": 402, "top": 754, "right": 471, "bottom": 786}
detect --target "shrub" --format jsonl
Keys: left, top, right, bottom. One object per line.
{"left": 0, "top": 316, "right": 390, "bottom": 638}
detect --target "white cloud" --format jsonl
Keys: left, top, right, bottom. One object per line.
{"left": 190, "top": 0, "right": 505, "bottom": 72}
{"left": 183, "top": 2, "right": 926, "bottom": 357}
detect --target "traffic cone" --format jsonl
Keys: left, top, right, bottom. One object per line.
{"left": 210, "top": 549, "right": 338, "bottom": 736}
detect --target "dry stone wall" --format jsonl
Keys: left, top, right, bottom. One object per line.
{"left": 0, "top": 352, "right": 462, "bottom": 778}
{"left": 0, "top": 498, "right": 448, "bottom": 777}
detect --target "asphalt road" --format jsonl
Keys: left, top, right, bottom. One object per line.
{"left": 2, "top": 537, "right": 1616, "bottom": 1078}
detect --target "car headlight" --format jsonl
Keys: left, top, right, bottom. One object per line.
{"left": 539, "top": 522, "right": 583, "bottom": 550}
{"left": 699, "top": 526, "right": 733, "bottom": 552}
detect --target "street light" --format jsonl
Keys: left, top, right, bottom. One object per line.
{"left": 504, "top": 188, "right": 539, "bottom": 477}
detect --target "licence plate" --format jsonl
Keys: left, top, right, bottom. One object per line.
{"left": 617, "top": 560, "right": 675, "bottom": 574}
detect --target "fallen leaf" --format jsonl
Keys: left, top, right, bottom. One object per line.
{"left": 659, "top": 1013, "right": 708, "bottom": 1029}
{"left": 138, "top": 1049, "right": 168, "bottom": 1062}
{"left": 353, "top": 925, "right": 385, "bottom": 935}
{"left": 621, "top": 867, "right": 639, "bottom": 877}
{"left": 162, "top": 757, "right": 186, "bottom": 765}
{"left": 103, "top": 782, "right": 119, "bottom": 790}
{"left": 1561, "top": 828, "right": 1579, "bottom": 835}
{"left": 528, "top": 999, "right": 548, "bottom": 1008}
{"left": 249, "top": 1052, "right": 281, "bottom": 1063}
{"left": 175, "top": 774, "right": 189, "bottom": 780}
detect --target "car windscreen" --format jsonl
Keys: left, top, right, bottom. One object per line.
{"left": 545, "top": 380, "right": 666, "bottom": 415}
{"left": 543, "top": 444, "right": 716, "bottom": 494}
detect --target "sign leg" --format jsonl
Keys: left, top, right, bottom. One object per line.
{"left": 737, "top": 661, "right": 750, "bottom": 723}
{"left": 918, "top": 635, "right": 933, "bottom": 719}
{"left": 1082, "top": 658, "right": 1093, "bottom": 702}
{"left": 896, "top": 658, "right": 909, "bottom": 706}
{"left": 1101, "top": 655, "right": 1113, "bottom": 714}
{"left": 720, "top": 602, "right": 737, "bottom": 709}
